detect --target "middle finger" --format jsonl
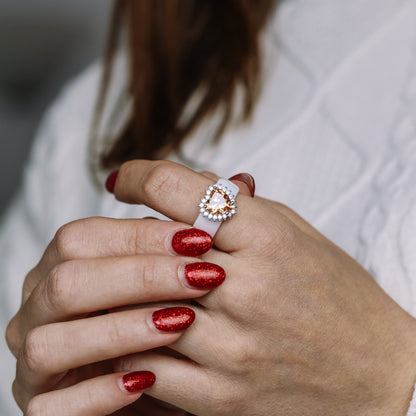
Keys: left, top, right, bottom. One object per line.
{"left": 12, "top": 255, "right": 226, "bottom": 348}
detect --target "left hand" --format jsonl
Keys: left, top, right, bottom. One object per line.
{"left": 110, "top": 160, "right": 416, "bottom": 416}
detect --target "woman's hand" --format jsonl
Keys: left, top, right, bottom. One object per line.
{"left": 109, "top": 160, "right": 416, "bottom": 416}
{"left": 5, "top": 212, "right": 227, "bottom": 415}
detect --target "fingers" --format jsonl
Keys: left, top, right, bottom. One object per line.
{"left": 20, "top": 218, "right": 193, "bottom": 304}
{"left": 113, "top": 160, "right": 267, "bottom": 251}
{"left": 110, "top": 160, "right": 326, "bottom": 248}
{"left": 14, "top": 306, "right": 193, "bottom": 399}
{"left": 12, "top": 255, "right": 219, "bottom": 339}
{"left": 40, "top": 217, "right": 187, "bottom": 273}
{"left": 114, "top": 352, "right": 240, "bottom": 416}
{"left": 21, "top": 371, "right": 154, "bottom": 416}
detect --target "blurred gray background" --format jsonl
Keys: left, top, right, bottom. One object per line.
{"left": 0, "top": 0, "right": 113, "bottom": 216}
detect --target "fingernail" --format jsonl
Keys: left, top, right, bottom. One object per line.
{"left": 229, "top": 173, "right": 255, "bottom": 197}
{"left": 105, "top": 170, "right": 119, "bottom": 193}
{"left": 122, "top": 371, "right": 156, "bottom": 393}
{"left": 184, "top": 262, "right": 226, "bottom": 290}
{"left": 172, "top": 228, "right": 213, "bottom": 256}
{"left": 152, "top": 306, "right": 195, "bottom": 332}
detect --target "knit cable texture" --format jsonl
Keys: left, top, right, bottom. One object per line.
{"left": 407, "top": 382, "right": 416, "bottom": 416}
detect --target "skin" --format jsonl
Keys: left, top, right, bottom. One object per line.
{"left": 6, "top": 159, "right": 416, "bottom": 416}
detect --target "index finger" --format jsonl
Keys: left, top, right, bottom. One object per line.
{"left": 19, "top": 218, "right": 197, "bottom": 305}
{"left": 113, "top": 160, "right": 267, "bottom": 252}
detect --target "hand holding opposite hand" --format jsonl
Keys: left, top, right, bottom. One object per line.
{"left": 106, "top": 160, "right": 416, "bottom": 416}
{"left": 5, "top": 189, "right": 232, "bottom": 415}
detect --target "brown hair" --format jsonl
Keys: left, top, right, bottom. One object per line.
{"left": 93, "top": 0, "right": 278, "bottom": 171}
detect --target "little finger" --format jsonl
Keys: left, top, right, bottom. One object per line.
{"left": 23, "top": 371, "right": 155, "bottom": 416}
{"left": 115, "top": 352, "right": 242, "bottom": 416}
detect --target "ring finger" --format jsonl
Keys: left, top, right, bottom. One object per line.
{"left": 20, "top": 371, "right": 155, "bottom": 415}
{"left": 14, "top": 305, "right": 195, "bottom": 398}
{"left": 13, "top": 254, "right": 225, "bottom": 339}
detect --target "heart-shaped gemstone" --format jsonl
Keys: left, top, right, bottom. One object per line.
{"left": 207, "top": 191, "right": 228, "bottom": 211}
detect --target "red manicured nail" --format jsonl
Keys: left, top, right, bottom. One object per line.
{"left": 229, "top": 173, "right": 255, "bottom": 197}
{"left": 105, "top": 170, "right": 119, "bottom": 193}
{"left": 172, "top": 228, "right": 213, "bottom": 256}
{"left": 122, "top": 371, "right": 156, "bottom": 393}
{"left": 152, "top": 307, "right": 195, "bottom": 332}
{"left": 184, "top": 262, "right": 226, "bottom": 290}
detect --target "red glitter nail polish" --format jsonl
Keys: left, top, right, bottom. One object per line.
{"left": 184, "top": 262, "right": 226, "bottom": 290}
{"left": 122, "top": 371, "right": 156, "bottom": 393}
{"left": 172, "top": 228, "right": 213, "bottom": 256}
{"left": 229, "top": 173, "right": 255, "bottom": 197}
{"left": 152, "top": 307, "right": 195, "bottom": 332}
{"left": 105, "top": 170, "right": 119, "bottom": 193}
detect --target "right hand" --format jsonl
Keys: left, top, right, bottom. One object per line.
{"left": 5, "top": 217, "right": 219, "bottom": 415}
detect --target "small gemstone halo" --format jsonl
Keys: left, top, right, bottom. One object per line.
{"left": 198, "top": 184, "right": 237, "bottom": 222}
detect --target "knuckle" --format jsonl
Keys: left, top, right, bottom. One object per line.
{"left": 240, "top": 288, "right": 264, "bottom": 313}
{"left": 21, "top": 328, "right": 48, "bottom": 373}
{"left": 105, "top": 313, "right": 128, "bottom": 345}
{"left": 12, "top": 379, "right": 26, "bottom": 412}
{"left": 136, "top": 259, "right": 158, "bottom": 295}
{"left": 53, "top": 222, "right": 78, "bottom": 261}
{"left": 5, "top": 317, "right": 20, "bottom": 357}
{"left": 141, "top": 162, "right": 182, "bottom": 204}
{"left": 223, "top": 337, "right": 259, "bottom": 376}
{"left": 273, "top": 201, "right": 294, "bottom": 216}
{"left": 257, "top": 217, "right": 299, "bottom": 260}
{"left": 212, "top": 383, "right": 243, "bottom": 414}
{"left": 53, "top": 217, "right": 103, "bottom": 260}
{"left": 221, "top": 283, "right": 267, "bottom": 322}
{"left": 44, "top": 263, "right": 73, "bottom": 314}
{"left": 22, "top": 269, "right": 37, "bottom": 302}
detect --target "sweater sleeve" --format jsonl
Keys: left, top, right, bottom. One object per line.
{"left": 0, "top": 106, "right": 61, "bottom": 415}
{"left": 360, "top": 101, "right": 416, "bottom": 319}
{"left": 362, "top": 138, "right": 416, "bottom": 416}
{"left": 0, "top": 62, "right": 102, "bottom": 415}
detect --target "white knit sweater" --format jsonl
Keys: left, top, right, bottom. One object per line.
{"left": 1, "top": 0, "right": 416, "bottom": 414}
